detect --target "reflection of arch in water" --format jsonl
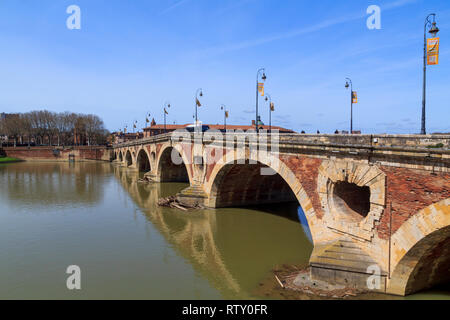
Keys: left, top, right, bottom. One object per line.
{"left": 112, "top": 166, "right": 241, "bottom": 295}
{"left": 156, "top": 145, "right": 190, "bottom": 183}
{"left": 137, "top": 149, "right": 151, "bottom": 173}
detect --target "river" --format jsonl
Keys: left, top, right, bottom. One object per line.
{"left": 0, "top": 162, "right": 448, "bottom": 300}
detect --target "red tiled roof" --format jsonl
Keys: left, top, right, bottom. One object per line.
{"left": 143, "top": 124, "right": 189, "bottom": 130}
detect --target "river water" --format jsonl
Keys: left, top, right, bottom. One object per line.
{"left": 0, "top": 162, "right": 448, "bottom": 300}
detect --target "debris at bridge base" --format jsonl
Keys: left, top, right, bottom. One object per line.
{"left": 158, "top": 196, "right": 204, "bottom": 211}
{"left": 137, "top": 173, "right": 157, "bottom": 183}
{"left": 272, "top": 265, "right": 366, "bottom": 299}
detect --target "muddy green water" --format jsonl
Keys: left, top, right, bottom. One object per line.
{"left": 0, "top": 162, "right": 448, "bottom": 300}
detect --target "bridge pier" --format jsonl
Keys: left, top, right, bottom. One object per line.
{"left": 309, "top": 239, "right": 388, "bottom": 293}
{"left": 177, "top": 185, "right": 209, "bottom": 208}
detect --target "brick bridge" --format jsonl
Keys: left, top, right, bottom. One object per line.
{"left": 113, "top": 132, "right": 449, "bottom": 296}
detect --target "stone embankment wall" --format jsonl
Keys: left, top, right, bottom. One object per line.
{"left": 2, "top": 146, "right": 112, "bottom": 162}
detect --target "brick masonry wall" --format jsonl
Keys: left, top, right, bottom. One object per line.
{"left": 280, "top": 155, "right": 325, "bottom": 219}
{"left": 376, "top": 166, "right": 450, "bottom": 239}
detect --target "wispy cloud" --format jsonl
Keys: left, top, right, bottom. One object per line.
{"left": 201, "top": 0, "right": 417, "bottom": 56}
{"left": 383, "top": 0, "right": 418, "bottom": 10}
{"left": 202, "top": 13, "right": 362, "bottom": 56}
{"left": 159, "top": 0, "right": 190, "bottom": 15}
{"left": 212, "top": 0, "right": 256, "bottom": 16}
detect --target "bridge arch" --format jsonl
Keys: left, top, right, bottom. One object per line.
{"left": 118, "top": 151, "right": 123, "bottom": 162}
{"left": 388, "top": 198, "right": 450, "bottom": 295}
{"left": 204, "top": 152, "right": 321, "bottom": 243}
{"left": 156, "top": 144, "right": 192, "bottom": 183}
{"left": 137, "top": 149, "right": 151, "bottom": 172}
{"left": 125, "top": 150, "right": 133, "bottom": 167}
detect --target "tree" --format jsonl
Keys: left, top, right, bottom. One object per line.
{"left": 0, "top": 110, "right": 109, "bottom": 146}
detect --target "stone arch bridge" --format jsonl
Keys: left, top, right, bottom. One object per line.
{"left": 113, "top": 132, "right": 449, "bottom": 296}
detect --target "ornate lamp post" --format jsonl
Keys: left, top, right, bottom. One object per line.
{"left": 345, "top": 78, "right": 353, "bottom": 134}
{"left": 265, "top": 94, "right": 274, "bottom": 133}
{"left": 421, "top": 14, "right": 440, "bottom": 135}
{"left": 255, "top": 68, "right": 267, "bottom": 133}
{"left": 195, "top": 88, "right": 203, "bottom": 127}
{"left": 220, "top": 105, "right": 229, "bottom": 132}
{"left": 164, "top": 102, "right": 171, "bottom": 133}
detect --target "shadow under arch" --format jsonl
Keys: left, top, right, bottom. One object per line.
{"left": 118, "top": 151, "right": 123, "bottom": 162}
{"left": 137, "top": 149, "right": 151, "bottom": 173}
{"left": 206, "top": 156, "right": 315, "bottom": 243}
{"left": 156, "top": 146, "right": 190, "bottom": 183}
{"left": 210, "top": 161, "right": 297, "bottom": 208}
{"left": 125, "top": 150, "right": 133, "bottom": 167}
{"left": 388, "top": 199, "right": 450, "bottom": 295}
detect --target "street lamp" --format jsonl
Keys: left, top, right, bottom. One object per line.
{"left": 220, "top": 105, "right": 229, "bottom": 132}
{"left": 265, "top": 94, "right": 274, "bottom": 133}
{"left": 421, "top": 14, "right": 440, "bottom": 135}
{"left": 345, "top": 78, "right": 353, "bottom": 134}
{"left": 164, "top": 102, "right": 171, "bottom": 133}
{"left": 256, "top": 68, "right": 266, "bottom": 133}
{"left": 195, "top": 88, "right": 203, "bottom": 128}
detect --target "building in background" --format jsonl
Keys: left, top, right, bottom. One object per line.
{"left": 143, "top": 119, "right": 295, "bottom": 138}
{"left": 111, "top": 131, "right": 144, "bottom": 144}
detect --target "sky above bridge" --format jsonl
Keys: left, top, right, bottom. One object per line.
{"left": 0, "top": 0, "right": 449, "bottom": 134}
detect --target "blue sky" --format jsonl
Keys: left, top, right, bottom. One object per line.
{"left": 0, "top": 0, "right": 449, "bottom": 134}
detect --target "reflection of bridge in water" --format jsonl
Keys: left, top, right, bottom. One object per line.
{"left": 113, "top": 165, "right": 313, "bottom": 298}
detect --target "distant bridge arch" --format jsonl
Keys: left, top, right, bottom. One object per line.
{"left": 137, "top": 148, "right": 151, "bottom": 173}
{"left": 155, "top": 144, "right": 192, "bottom": 183}
{"left": 125, "top": 150, "right": 133, "bottom": 167}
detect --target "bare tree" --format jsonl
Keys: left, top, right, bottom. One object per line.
{"left": 0, "top": 110, "right": 109, "bottom": 147}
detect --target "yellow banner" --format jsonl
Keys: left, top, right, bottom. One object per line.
{"left": 352, "top": 91, "right": 358, "bottom": 104}
{"left": 258, "top": 83, "right": 264, "bottom": 96}
{"left": 225, "top": 111, "right": 229, "bottom": 118}
{"left": 427, "top": 37, "right": 440, "bottom": 65}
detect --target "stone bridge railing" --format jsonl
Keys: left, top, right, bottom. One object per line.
{"left": 115, "top": 132, "right": 450, "bottom": 150}
{"left": 114, "top": 133, "right": 450, "bottom": 170}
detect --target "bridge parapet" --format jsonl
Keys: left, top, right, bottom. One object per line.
{"left": 115, "top": 133, "right": 450, "bottom": 149}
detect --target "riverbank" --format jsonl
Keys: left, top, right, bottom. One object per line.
{"left": 0, "top": 157, "right": 23, "bottom": 164}
{"left": 1, "top": 146, "right": 112, "bottom": 162}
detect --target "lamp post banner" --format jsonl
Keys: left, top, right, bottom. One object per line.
{"left": 258, "top": 83, "right": 264, "bottom": 96}
{"left": 427, "top": 37, "right": 440, "bottom": 65}
{"left": 352, "top": 91, "right": 358, "bottom": 104}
